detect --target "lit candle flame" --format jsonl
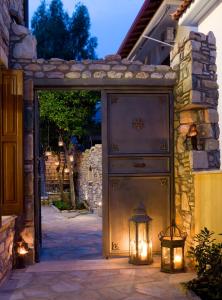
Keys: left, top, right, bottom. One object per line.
{"left": 18, "top": 247, "right": 28, "bottom": 255}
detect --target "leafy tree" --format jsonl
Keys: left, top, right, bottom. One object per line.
{"left": 32, "top": 1, "right": 99, "bottom": 208}
{"left": 69, "top": 3, "right": 98, "bottom": 60}
{"left": 39, "top": 90, "right": 100, "bottom": 208}
{"left": 31, "top": 0, "right": 97, "bottom": 60}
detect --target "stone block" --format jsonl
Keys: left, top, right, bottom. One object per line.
{"left": 93, "top": 71, "right": 106, "bottom": 79}
{"left": 135, "top": 72, "right": 149, "bottom": 79}
{"left": 24, "top": 134, "right": 33, "bottom": 160}
{"left": 150, "top": 72, "right": 163, "bottom": 79}
{"left": 192, "top": 61, "right": 203, "bottom": 74}
{"left": 13, "top": 34, "right": 37, "bottom": 59}
{"left": 204, "top": 139, "right": 219, "bottom": 151}
{"left": 165, "top": 72, "right": 177, "bottom": 80}
{"left": 124, "top": 72, "right": 133, "bottom": 79}
{"left": 11, "top": 23, "right": 29, "bottom": 37}
{"left": 208, "top": 31, "right": 216, "bottom": 45}
{"left": 24, "top": 79, "right": 33, "bottom": 101}
{"left": 191, "top": 151, "right": 208, "bottom": 169}
{"left": 25, "top": 64, "right": 41, "bottom": 71}
{"left": 111, "top": 65, "right": 127, "bottom": 71}
{"left": 181, "top": 193, "right": 190, "bottom": 211}
{"left": 202, "top": 80, "right": 218, "bottom": 89}
{"left": 89, "top": 64, "right": 110, "bottom": 71}
{"left": 197, "top": 124, "right": 214, "bottom": 138}
{"left": 57, "top": 64, "right": 69, "bottom": 71}
{"left": 190, "top": 90, "right": 201, "bottom": 103}
{"left": 82, "top": 71, "right": 92, "bottom": 79}
{"left": 24, "top": 106, "right": 33, "bottom": 131}
{"left": 65, "top": 72, "right": 81, "bottom": 79}
{"left": 107, "top": 71, "right": 123, "bottom": 79}
{"left": 47, "top": 72, "right": 64, "bottom": 79}
{"left": 204, "top": 109, "right": 219, "bottom": 123}
{"left": 43, "top": 65, "right": 56, "bottom": 71}
{"left": 71, "top": 64, "right": 86, "bottom": 71}
{"left": 180, "top": 111, "right": 197, "bottom": 124}
{"left": 24, "top": 172, "right": 34, "bottom": 196}
{"left": 105, "top": 54, "right": 121, "bottom": 61}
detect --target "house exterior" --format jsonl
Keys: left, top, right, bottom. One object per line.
{"left": 118, "top": 0, "right": 222, "bottom": 242}
{"left": 0, "top": 0, "right": 222, "bottom": 287}
{"left": 118, "top": 0, "right": 181, "bottom": 65}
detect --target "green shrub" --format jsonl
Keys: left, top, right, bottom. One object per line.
{"left": 53, "top": 200, "right": 72, "bottom": 211}
{"left": 185, "top": 227, "right": 222, "bottom": 300}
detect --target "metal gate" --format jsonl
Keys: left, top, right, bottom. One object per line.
{"left": 102, "top": 91, "right": 174, "bottom": 257}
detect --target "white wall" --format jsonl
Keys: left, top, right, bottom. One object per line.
{"left": 199, "top": 2, "right": 222, "bottom": 167}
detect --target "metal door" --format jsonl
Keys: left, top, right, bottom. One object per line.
{"left": 102, "top": 91, "right": 173, "bottom": 257}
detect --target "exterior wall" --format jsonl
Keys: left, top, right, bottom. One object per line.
{"left": 77, "top": 145, "right": 102, "bottom": 209}
{"left": 198, "top": 3, "right": 222, "bottom": 169}
{"left": 0, "top": 217, "right": 16, "bottom": 285}
{"left": 194, "top": 171, "right": 222, "bottom": 242}
{"left": 171, "top": 31, "right": 220, "bottom": 246}
{"left": 0, "top": 0, "right": 24, "bottom": 67}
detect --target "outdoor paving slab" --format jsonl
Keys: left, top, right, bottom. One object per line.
{"left": 0, "top": 206, "right": 200, "bottom": 300}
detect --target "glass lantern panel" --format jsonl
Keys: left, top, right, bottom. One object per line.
{"left": 162, "top": 247, "right": 171, "bottom": 267}
{"left": 129, "top": 221, "right": 136, "bottom": 259}
{"left": 173, "top": 247, "right": 183, "bottom": 270}
{"left": 138, "top": 222, "right": 148, "bottom": 261}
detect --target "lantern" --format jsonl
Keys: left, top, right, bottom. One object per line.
{"left": 55, "top": 161, "right": 60, "bottom": 167}
{"left": 158, "top": 221, "right": 187, "bottom": 273}
{"left": 45, "top": 146, "right": 52, "bottom": 157}
{"left": 69, "top": 154, "right": 74, "bottom": 162}
{"left": 15, "top": 238, "right": 29, "bottom": 269}
{"left": 129, "top": 203, "right": 153, "bottom": 265}
{"left": 58, "top": 136, "right": 64, "bottom": 147}
{"left": 64, "top": 165, "right": 69, "bottom": 174}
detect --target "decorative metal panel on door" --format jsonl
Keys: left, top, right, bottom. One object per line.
{"left": 102, "top": 92, "right": 173, "bottom": 257}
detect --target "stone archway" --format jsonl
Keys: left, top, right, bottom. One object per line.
{"left": 6, "top": 24, "right": 220, "bottom": 264}
{"left": 10, "top": 52, "right": 177, "bottom": 262}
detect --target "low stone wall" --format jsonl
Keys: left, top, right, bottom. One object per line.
{"left": 0, "top": 0, "right": 25, "bottom": 67}
{"left": 77, "top": 145, "right": 102, "bottom": 209}
{"left": 0, "top": 217, "right": 16, "bottom": 285}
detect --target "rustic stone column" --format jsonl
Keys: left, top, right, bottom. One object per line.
{"left": 171, "top": 31, "right": 220, "bottom": 247}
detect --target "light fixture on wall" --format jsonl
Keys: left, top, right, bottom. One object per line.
{"left": 158, "top": 220, "right": 187, "bottom": 273}
{"left": 129, "top": 203, "right": 153, "bottom": 265}
{"left": 45, "top": 121, "right": 52, "bottom": 156}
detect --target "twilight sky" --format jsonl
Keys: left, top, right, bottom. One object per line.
{"left": 29, "top": 0, "right": 145, "bottom": 58}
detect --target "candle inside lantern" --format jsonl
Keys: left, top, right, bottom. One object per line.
{"left": 69, "top": 155, "right": 74, "bottom": 162}
{"left": 18, "top": 246, "right": 28, "bottom": 255}
{"left": 139, "top": 240, "right": 148, "bottom": 259}
{"left": 174, "top": 254, "right": 182, "bottom": 269}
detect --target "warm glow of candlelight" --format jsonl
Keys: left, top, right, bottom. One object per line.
{"left": 45, "top": 151, "right": 52, "bottom": 156}
{"left": 69, "top": 155, "right": 74, "bottom": 162}
{"left": 174, "top": 254, "right": 182, "bottom": 268}
{"left": 140, "top": 240, "right": 148, "bottom": 259}
{"left": 64, "top": 168, "right": 69, "bottom": 174}
{"left": 58, "top": 141, "right": 64, "bottom": 147}
{"left": 18, "top": 247, "right": 28, "bottom": 256}
{"left": 55, "top": 161, "right": 60, "bottom": 166}
{"left": 98, "top": 201, "right": 102, "bottom": 207}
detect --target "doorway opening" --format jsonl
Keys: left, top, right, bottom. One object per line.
{"left": 35, "top": 89, "right": 102, "bottom": 262}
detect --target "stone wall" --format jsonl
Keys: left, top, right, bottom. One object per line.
{"left": 0, "top": 217, "right": 16, "bottom": 285}
{"left": 11, "top": 56, "right": 177, "bottom": 81}
{"left": 0, "top": 0, "right": 25, "bottom": 67}
{"left": 77, "top": 145, "right": 102, "bottom": 210}
{"left": 171, "top": 31, "right": 220, "bottom": 245}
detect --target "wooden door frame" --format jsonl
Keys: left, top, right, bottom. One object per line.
{"left": 33, "top": 84, "right": 174, "bottom": 261}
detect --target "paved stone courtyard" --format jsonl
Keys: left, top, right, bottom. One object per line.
{"left": 0, "top": 206, "right": 199, "bottom": 300}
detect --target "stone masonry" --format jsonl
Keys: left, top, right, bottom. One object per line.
{"left": 6, "top": 22, "right": 178, "bottom": 264}
{"left": 171, "top": 31, "right": 220, "bottom": 246}
{"left": 0, "top": 0, "right": 25, "bottom": 67}
{"left": 0, "top": 217, "right": 16, "bottom": 285}
{"left": 77, "top": 145, "right": 102, "bottom": 210}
